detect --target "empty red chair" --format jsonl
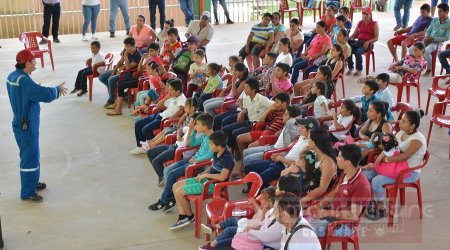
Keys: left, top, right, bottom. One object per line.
{"left": 279, "top": 0, "right": 300, "bottom": 24}
{"left": 383, "top": 151, "right": 430, "bottom": 227}
{"left": 19, "top": 31, "right": 55, "bottom": 71}
{"left": 427, "top": 88, "right": 450, "bottom": 146}
{"left": 299, "top": 0, "right": 322, "bottom": 26}
{"left": 390, "top": 73, "right": 422, "bottom": 108}
{"left": 87, "top": 53, "right": 114, "bottom": 101}
{"left": 204, "top": 172, "right": 263, "bottom": 240}
{"left": 426, "top": 74, "right": 450, "bottom": 115}
{"left": 185, "top": 159, "right": 235, "bottom": 238}
{"left": 349, "top": 0, "right": 373, "bottom": 21}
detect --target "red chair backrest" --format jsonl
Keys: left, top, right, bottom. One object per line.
{"left": 221, "top": 73, "right": 233, "bottom": 86}
{"left": 391, "top": 102, "right": 413, "bottom": 132}
{"left": 19, "top": 32, "right": 44, "bottom": 50}
{"left": 244, "top": 172, "right": 263, "bottom": 198}
{"left": 104, "top": 53, "right": 114, "bottom": 71}
{"left": 279, "top": 0, "right": 290, "bottom": 10}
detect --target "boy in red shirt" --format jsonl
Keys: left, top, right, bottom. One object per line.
{"left": 161, "top": 28, "right": 182, "bottom": 67}
{"left": 306, "top": 144, "right": 371, "bottom": 237}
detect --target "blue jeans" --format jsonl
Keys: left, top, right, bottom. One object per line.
{"left": 134, "top": 113, "right": 163, "bottom": 146}
{"left": 309, "top": 218, "right": 354, "bottom": 237}
{"left": 147, "top": 144, "right": 176, "bottom": 178}
{"left": 431, "top": 0, "right": 448, "bottom": 7}
{"left": 222, "top": 118, "right": 252, "bottom": 147}
{"left": 149, "top": 0, "right": 166, "bottom": 30}
{"left": 363, "top": 169, "right": 420, "bottom": 201}
{"left": 99, "top": 70, "right": 132, "bottom": 103}
{"left": 82, "top": 4, "right": 100, "bottom": 35}
{"left": 394, "top": 0, "right": 413, "bottom": 28}
{"left": 291, "top": 58, "right": 309, "bottom": 84}
{"left": 243, "top": 145, "right": 274, "bottom": 166}
{"left": 109, "top": 0, "right": 131, "bottom": 33}
{"left": 179, "top": 0, "right": 194, "bottom": 24}
{"left": 212, "top": 0, "right": 231, "bottom": 21}
{"left": 244, "top": 160, "right": 284, "bottom": 188}
{"left": 161, "top": 159, "right": 190, "bottom": 203}
{"left": 213, "top": 110, "right": 237, "bottom": 131}
{"left": 438, "top": 49, "right": 450, "bottom": 74}
{"left": 347, "top": 46, "right": 366, "bottom": 71}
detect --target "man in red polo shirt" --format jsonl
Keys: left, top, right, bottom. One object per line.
{"left": 305, "top": 144, "right": 371, "bottom": 237}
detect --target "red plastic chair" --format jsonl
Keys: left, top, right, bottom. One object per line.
{"left": 425, "top": 74, "right": 450, "bottom": 115}
{"left": 383, "top": 151, "right": 430, "bottom": 227}
{"left": 349, "top": 0, "right": 372, "bottom": 21}
{"left": 364, "top": 46, "right": 376, "bottom": 76}
{"left": 321, "top": 206, "right": 367, "bottom": 250}
{"left": 279, "top": 0, "right": 300, "bottom": 24}
{"left": 299, "top": 0, "right": 322, "bottom": 26}
{"left": 390, "top": 73, "right": 422, "bottom": 108}
{"left": 87, "top": 53, "right": 114, "bottom": 101}
{"left": 427, "top": 89, "right": 450, "bottom": 146}
{"left": 184, "top": 159, "right": 235, "bottom": 238}
{"left": 204, "top": 172, "right": 263, "bottom": 240}
{"left": 390, "top": 102, "right": 413, "bottom": 133}
{"left": 19, "top": 31, "right": 54, "bottom": 71}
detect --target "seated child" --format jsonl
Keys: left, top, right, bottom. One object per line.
{"left": 267, "top": 62, "right": 292, "bottom": 97}
{"left": 350, "top": 80, "right": 379, "bottom": 123}
{"left": 366, "top": 133, "right": 410, "bottom": 179}
{"left": 225, "top": 55, "right": 240, "bottom": 75}
{"left": 199, "top": 187, "right": 276, "bottom": 247}
{"left": 170, "top": 130, "right": 235, "bottom": 230}
{"left": 186, "top": 49, "right": 208, "bottom": 97}
{"left": 134, "top": 84, "right": 169, "bottom": 118}
{"left": 254, "top": 52, "right": 277, "bottom": 89}
{"left": 306, "top": 144, "right": 371, "bottom": 237}
{"left": 132, "top": 78, "right": 186, "bottom": 155}
{"left": 281, "top": 151, "right": 321, "bottom": 196}
{"left": 144, "top": 98, "right": 198, "bottom": 150}
{"left": 70, "top": 41, "right": 106, "bottom": 96}
{"left": 134, "top": 61, "right": 164, "bottom": 107}
{"left": 148, "top": 113, "right": 214, "bottom": 212}
{"left": 327, "top": 99, "right": 358, "bottom": 142}
{"left": 160, "top": 27, "right": 182, "bottom": 67}
{"left": 194, "top": 63, "right": 223, "bottom": 111}
{"left": 243, "top": 105, "right": 301, "bottom": 166}
{"left": 311, "top": 81, "right": 329, "bottom": 119}
{"left": 137, "top": 42, "right": 165, "bottom": 76}
{"left": 237, "top": 92, "right": 289, "bottom": 160}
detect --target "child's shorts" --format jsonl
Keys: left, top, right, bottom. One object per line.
{"left": 250, "top": 130, "right": 272, "bottom": 141}
{"left": 163, "top": 126, "right": 177, "bottom": 135}
{"left": 183, "top": 177, "right": 214, "bottom": 195}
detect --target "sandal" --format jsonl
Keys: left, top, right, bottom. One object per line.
{"left": 106, "top": 110, "right": 122, "bottom": 116}
{"left": 106, "top": 103, "right": 116, "bottom": 109}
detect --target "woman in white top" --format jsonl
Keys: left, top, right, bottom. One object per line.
{"left": 363, "top": 110, "right": 427, "bottom": 220}
{"left": 285, "top": 18, "right": 304, "bottom": 55}
{"left": 275, "top": 193, "right": 321, "bottom": 250}
{"left": 275, "top": 38, "right": 293, "bottom": 67}
{"left": 81, "top": 0, "right": 101, "bottom": 41}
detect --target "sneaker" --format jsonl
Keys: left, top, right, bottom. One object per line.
{"left": 39, "top": 39, "right": 47, "bottom": 45}
{"left": 353, "top": 71, "right": 362, "bottom": 76}
{"left": 226, "top": 19, "right": 234, "bottom": 24}
{"left": 169, "top": 217, "right": 193, "bottom": 230}
{"left": 357, "top": 77, "right": 368, "bottom": 84}
{"left": 199, "top": 243, "right": 213, "bottom": 250}
{"left": 345, "top": 69, "right": 353, "bottom": 76}
{"left": 158, "top": 176, "right": 164, "bottom": 186}
{"left": 110, "top": 32, "right": 115, "bottom": 38}
{"left": 70, "top": 88, "right": 80, "bottom": 94}
{"left": 126, "top": 30, "right": 130, "bottom": 36}
{"left": 106, "top": 103, "right": 116, "bottom": 109}
{"left": 364, "top": 200, "right": 377, "bottom": 220}
{"left": 36, "top": 182, "right": 47, "bottom": 191}
{"left": 53, "top": 38, "right": 60, "bottom": 43}
{"left": 148, "top": 199, "right": 166, "bottom": 211}
{"left": 82, "top": 35, "right": 88, "bottom": 41}
{"left": 77, "top": 90, "right": 88, "bottom": 97}
{"left": 214, "top": 20, "right": 219, "bottom": 25}
{"left": 201, "top": 223, "right": 215, "bottom": 235}
{"left": 103, "top": 100, "right": 114, "bottom": 108}
{"left": 130, "top": 147, "right": 147, "bottom": 155}
{"left": 393, "top": 25, "right": 402, "bottom": 31}
{"left": 162, "top": 200, "right": 176, "bottom": 213}
{"left": 21, "top": 193, "right": 43, "bottom": 203}
{"left": 92, "top": 34, "right": 98, "bottom": 40}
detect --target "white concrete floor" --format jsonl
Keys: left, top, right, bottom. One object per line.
{"left": 0, "top": 10, "right": 449, "bottom": 250}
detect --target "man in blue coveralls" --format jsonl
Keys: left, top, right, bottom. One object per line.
{"left": 6, "top": 49, "right": 67, "bottom": 203}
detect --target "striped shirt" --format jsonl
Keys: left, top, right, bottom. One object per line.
{"left": 265, "top": 110, "right": 286, "bottom": 134}
{"left": 251, "top": 23, "right": 274, "bottom": 44}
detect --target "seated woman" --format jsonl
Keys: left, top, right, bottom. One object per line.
{"left": 346, "top": 7, "right": 379, "bottom": 76}
{"left": 362, "top": 110, "right": 427, "bottom": 220}
{"left": 129, "top": 15, "right": 157, "bottom": 53}
{"left": 358, "top": 41, "right": 427, "bottom": 84}
{"left": 291, "top": 21, "right": 332, "bottom": 85}
{"left": 204, "top": 62, "right": 248, "bottom": 117}
{"left": 356, "top": 101, "right": 392, "bottom": 159}
{"left": 284, "top": 18, "right": 304, "bottom": 56}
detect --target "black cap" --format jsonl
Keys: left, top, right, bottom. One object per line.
{"left": 296, "top": 116, "right": 320, "bottom": 130}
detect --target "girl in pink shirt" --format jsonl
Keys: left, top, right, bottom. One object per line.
{"left": 268, "top": 62, "right": 292, "bottom": 97}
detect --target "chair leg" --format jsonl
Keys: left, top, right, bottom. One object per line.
{"left": 386, "top": 186, "right": 398, "bottom": 228}
{"left": 205, "top": 217, "right": 211, "bottom": 241}
{"left": 425, "top": 93, "right": 431, "bottom": 115}
{"left": 427, "top": 121, "right": 433, "bottom": 146}
{"left": 194, "top": 199, "right": 202, "bottom": 238}
{"left": 399, "top": 188, "right": 406, "bottom": 206}
{"left": 40, "top": 56, "right": 45, "bottom": 68}
{"left": 372, "top": 52, "right": 376, "bottom": 72}
{"left": 417, "top": 182, "right": 423, "bottom": 219}
{"left": 342, "top": 242, "right": 348, "bottom": 250}
{"left": 353, "top": 235, "right": 360, "bottom": 250}
{"left": 406, "top": 86, "right": 411, "bottom": 103}
{"left": 341, "top": 77, "right": 345, "bottom": 98}
{"left": 49, "top": 51, "right": 55, "bottom": 71}
{"left": 365, "top": 53, "right": 370, "bottom": 75}
{"left": 88, "top": 76, "right": 93, "bottom": 101}
{"left": 417, "top": 85, "right": 421, "bottom": 109}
